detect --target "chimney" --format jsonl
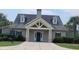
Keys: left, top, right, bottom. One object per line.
{"left": 37, "top": 9, "right": 42, "bottom": 18}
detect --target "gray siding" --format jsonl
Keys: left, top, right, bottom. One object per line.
{"left": 53, "top": 30, "right": 66, "bottom": 38}
{"left": 2, "top": 28, "right": 10, "bottom": 34}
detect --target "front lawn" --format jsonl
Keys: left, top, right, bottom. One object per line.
{"left": 0, "top": 41, "right": 23, "bottom": 46}
{"left": 56, "top": 43, "right": 79, "bottom": 50}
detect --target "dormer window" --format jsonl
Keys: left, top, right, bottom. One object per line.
{"left": 52, "top": 16, "right": 57, "bottom": 24}
{"left": 20, "top": 15, "right": 25, "bottom": 23}
{"left": 76, "top": 24, "right": 79, "bottom": 31}
{"left": 25, "top": 17, "right": 27, "bottom": 22}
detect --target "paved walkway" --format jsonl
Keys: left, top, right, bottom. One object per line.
{"left": 0, "top": 42, "right": 70, "bottom": 50}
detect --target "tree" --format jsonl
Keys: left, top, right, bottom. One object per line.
{"left": 65, "top": 16, "right": 79, "bottom": 39}
{"left": 0, "top": 13, "right": 11, "bottom": 27}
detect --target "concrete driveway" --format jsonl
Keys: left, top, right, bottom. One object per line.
{"left": 0, "top": 42, "right": 70, "bottom": 50}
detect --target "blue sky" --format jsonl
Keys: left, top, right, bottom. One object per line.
{"left": 0, "top": 9, "right": 79, "bottom": 24}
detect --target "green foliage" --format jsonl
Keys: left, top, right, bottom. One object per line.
{"left": 65, "top": 16, "right": 79, "bottom": 31}
{"left": 53, "top": 37, "right": 74, "bottom": 43}
{"left": 53, "top": 36, "right": 79, "bottom": 44}
{"left": 0, "top": 13, "right": 11, "bottom": 27}
{"left": 0, "top": 34, "right": 25, "bottom": 41}
{"left": 15, "top": 35, "right": 25, "bottom": 41}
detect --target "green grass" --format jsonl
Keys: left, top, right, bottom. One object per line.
{"left": 0, "top": 41, "right": 23, "bottom": 46}
{"left": 56, "top": 43, "right": 79, "bottom": 50}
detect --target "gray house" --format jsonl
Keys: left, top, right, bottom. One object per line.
{"left": 2, "top": 9, "right": 67, "bottom": 42}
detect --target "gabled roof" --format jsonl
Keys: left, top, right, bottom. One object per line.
{"left": 2, "top": 14, "right": 66, "bottom": 31}
{"left": 14, "top": 14, "right": 63, "bottom": 26}
{"left": 25, "top": 18, "right": 53, "bottom": 30}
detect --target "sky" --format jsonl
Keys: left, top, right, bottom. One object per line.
{"left": 0, "top": 9, "right": 79, "bottom": 24}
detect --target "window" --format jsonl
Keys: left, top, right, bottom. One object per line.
{"left": 55, "top": 32, "right": 61, "bottom": 37}
{"left": 20, "top": 15, "right": 25, "bottom": 22}
{"left": 0, "top": 29, "right": 2, "bottom": 34}
{"left": 16, "top": 31, "right": 22, "bottom": 36}
{"left": 10, "top": 30, "right": 15, "bottom": 35}
{"left": 10, "top": 30, "right": 22, "bottom": 36}
{"left": 52, "top": 17, "right": 57, "bottom": 24}
{"left": 25, "top": 17, "right": 27, "bottom": 22}
{"left": 76, "top": 24, "right": 79, "bottom": 31}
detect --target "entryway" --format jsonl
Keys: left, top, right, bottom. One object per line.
{"left": 35, "top": 32, "right": 42, "bottom": 42}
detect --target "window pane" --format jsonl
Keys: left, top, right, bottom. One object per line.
{"left": 52, "top": 17, "right": 57, "bottom": 24}
{"left": 55, "top": 32, "right": 61, "bottom": 37}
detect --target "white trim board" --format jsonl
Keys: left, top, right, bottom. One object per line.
{"left": 25, "top": 18, "right": 54, "bottom": 30}
{"left": 34, "top": 31, "right": 43, "bottom": 42}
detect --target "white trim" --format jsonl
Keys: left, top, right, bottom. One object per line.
{"left": 26, "top": 29, "right": 29, "bottom": 41}
{"left": 20, "top": 15, "right": 25, "bottom": 23}
{"left": 25, "top": 18, "right": 39, "bottom": 26}
{"left": 28, "top": 27, "right": 50, "bottom": 30}
{"left": 25, "top": 18, "right": 53, "bottom": 30}
{"left": 34, "top": 31, "right": 43, "bottom": 42}
{"left": 52, "top": 16, "right": 58, "bottom": 24}
{"left": 56, "top": 32, "right": 61, "bottom": 33}
{"left": 48, "top": 29, "right": 52, "bottom": 42}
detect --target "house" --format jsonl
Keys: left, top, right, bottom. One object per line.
{"left": 1, "top": 9, "right": 67, "bottom": 42}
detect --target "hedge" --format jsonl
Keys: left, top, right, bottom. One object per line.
{"left": 53, "top": 37, "right": 79, "bottom": 44}
{"left": 0, "top": 34, "right": 25, "bottom": 41}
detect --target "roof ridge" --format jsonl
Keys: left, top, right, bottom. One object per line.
{"left": 18, "top": 14, "right": 59, "bottom": 16}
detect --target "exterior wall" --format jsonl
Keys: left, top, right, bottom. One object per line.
{"left": 53, "top": 30, "right": 66, "bottom": 38}
{"left": 29, "top": 30, "right": 67, "bottom": 42}
{"left": 2, "top": 28, "right": 10, "bottom": 34}
{"left": 29, "top": 29, "right": 49, "bottom": 42}
{"left": 2, "top": 28, "right": 67, "bottom": 42}
{"left": 22, "top": 30, "right": 26, "bottom": 38}
{"left": 15, "top": 29, "right": 26, "bottom": 38}
{"left": 2, "top": 28, "right": 26, "bottom": 38}
{"left": 61, "top": 32, "right": 66, "bottom": 37}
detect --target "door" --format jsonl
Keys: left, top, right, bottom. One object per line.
{"left": 36, "top": 32, "right": 42, "bottom": 42}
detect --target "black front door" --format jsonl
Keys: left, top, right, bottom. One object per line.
{"left": 36, "top": 32, "right": 42, "bottom": 42}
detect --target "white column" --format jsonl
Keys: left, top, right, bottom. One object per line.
{"left": 26, "top": 29, "right": 29, "bottom": 42}
{"left": 48, "top": 29, "right": 52, "bottom": 42}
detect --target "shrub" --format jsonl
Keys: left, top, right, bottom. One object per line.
{"left": 53, "top": 37, "right": 64, "bottom": 43}
{"left": 53, "top": 37, "right": 74, "bottom": 43}
{"left": 0, "top": 34, "right": 25, "bottom": 41}
{"left": 15, "top": 35, "right": 25, "bottom": 41}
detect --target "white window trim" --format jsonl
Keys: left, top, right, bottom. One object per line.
{"left": 20, "top": 15, "right": 25, "bottom": 23}
{"left": 52, "top": 17, "right": 57, "bottom": 24}
{"left": 76, "top": 24, "right": 79, "bottom": 31}
{"left": 56, "top": 32, "right": 61, "bottom": 33}
{"left": 55, "top": 32, "right": 61, "bottom": 37}
{"left": 34, "top": 31, "right": 43, "bottom": 42}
